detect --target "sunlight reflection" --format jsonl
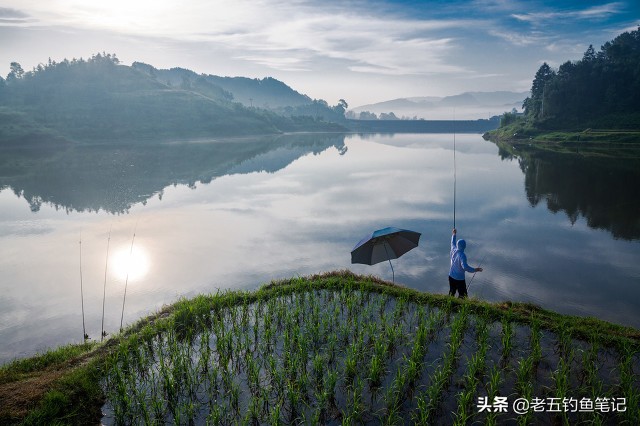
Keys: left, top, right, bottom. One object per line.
{"left": 110, "top": 245, "right": 150, "bottom": 282}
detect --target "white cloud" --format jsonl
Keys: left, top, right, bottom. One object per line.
{"left": 2, "top": 0, "right": 477, "bottom": 76}
{"left": 488, "top": 29, "right": 547, "bottom": 46}
{"left": 511, "top": 2, "right": 624, "bottom": 24}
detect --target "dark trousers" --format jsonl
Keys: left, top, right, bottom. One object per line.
{"left": 448, "top": 276, "right": 468, "bottom": 298}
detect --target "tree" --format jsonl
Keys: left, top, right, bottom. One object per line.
{"left": 332, "top": 99, "right": 349, "bottom": 116}
{"left": 523, "top": 62, "right": 555, "bottom": 119}
{"left": 582, "top": 44, "right": 596, "bottom": 62}
{"left": 379, "top": 112, "right": 398, "bottom": 120}
{"left": 6, "top": 62, "right": 24, "bottom": 82}
{"left": 359, "top": 111, "right": 378, "bottom": 120}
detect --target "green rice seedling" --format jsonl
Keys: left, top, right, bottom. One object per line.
{"left": 530, "top": 318, "right": 542, "bottom": 367}
{"left": 344, "top": 347, "right": 358, "bottom": 386}
{"left": 206, "top": 404, "right": 224, "bottom": 425}
{"left": 552, "top": 357, "right": 570, "bottom": 425}
{"left": 312, "top": 353, "right": 325, "bottom": 390}
{"left": 286, "top": 381, "right": 301, "bottom": 423}
{"left": 579, "top": 341, "right": 602, "bottom": 397}
{"left": 268, "top": 400, "right": 283, "bottom": 425}
{"left": 452, "top": 388, "right": 475, "bottom": 426}
{"left": 417, "top": 365, "right": 447, "bottom": 422}
{"left": 404, "top": 355, "right": 420, "bottom": 391}
{"left": 386, "top": 321, "right": 404, "bottom": 356}
{"left": 324, "top": 368, "right": 339, "bottom": 411}
{"left": 515, "top": 357, "right": 534, "bottom": 426}
{"left": 246, "top": 356, "right": 260, "bottom": 397}
{"left": 229, "top": 380, "right": 240, "bottom": 415}
{"left": 483, "top": 364, "right": 503, "bottom": 425}
{"left": 500, "top": 317, "right": 513, "bottom": 363}
{"left": 368, "top": 354, "right": 385, "bottom": 390}
{"left": 244, "top": 395, "right": 261, "bottom": 426}
{"left": 344, "top": 377, "right": 366, "bottom": 423}
{"left": 618, "top": 342, "right": 640, "bottom": 424}
{"left": 383, "top": 368, "right": 406, "bottom": 423}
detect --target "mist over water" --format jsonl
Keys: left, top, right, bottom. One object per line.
{"left": 1, "top": 133, "right": 639, "bottom": 363}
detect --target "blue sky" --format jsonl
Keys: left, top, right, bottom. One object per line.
{"left": 0, "top": 0, "right": 637, "bottom": 106}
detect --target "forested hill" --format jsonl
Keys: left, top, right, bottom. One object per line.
{"left": 0, "top": 54, "right": 345, "bottom": 145}
{"left": 132, "top": 62, "right": 312, "bottom": 109}
{"left": 521, "top": 26, "right": 640, "bottom": 130}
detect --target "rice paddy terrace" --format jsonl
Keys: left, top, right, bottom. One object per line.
{"left": 1, "top": 271, "right": 639, "bottom": 424}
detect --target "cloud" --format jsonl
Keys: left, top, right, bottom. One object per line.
{"left": 488, "top": 29, "right": 548, "bottom": 46}
{"left": 511, "top": 2, "right": 624, "bottom": 24}
{"left": 0, "top": 7, "right": 35, "bottom": 26}
{"left": 2, "top": 0, "right": 477, "bottom": 76}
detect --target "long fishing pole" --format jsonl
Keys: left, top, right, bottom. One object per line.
{"left": 101, "top": 226, "right": 112, "bottom": 342}
{"left": 453, "top": 108, "right": 457, "bottom": 229}
{"left": 79, "top": 233, "right": 87, "bottom": 342}
{"left": 120, "top": 222, "right": 137, "bottom": 332}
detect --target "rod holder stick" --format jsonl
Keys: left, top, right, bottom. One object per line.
{"left": 79, "top": 234, "right": 87, "bottom": 342}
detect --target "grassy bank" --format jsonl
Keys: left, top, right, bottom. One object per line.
{"left": 1, "top": 271, "right": 639, "bottom": 424}
{"left": 483, "top": 121, "right": 640, "bottom": 158}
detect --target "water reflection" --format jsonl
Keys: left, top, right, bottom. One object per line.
{"left": 110, "top": 244, "right": 150, "bottom": 282}
{"left": 494, "top": 140, "right": 640, "bottom": 240}
{"left": 0, "top": 133, "right": 346, "bottom": 214}
{"left": 0, "top": 133, "right": 639, "bottom": 364}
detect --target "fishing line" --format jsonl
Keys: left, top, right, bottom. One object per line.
{"left": 120, "top": 221, "right": 138, "bottom": 332}
{"left": 101, "top": 226, "right": 112, "bottom": 341}
{"left": 467, "top": 251, "right": 488, "bottom": 293}
{"left": 79, "top": 233, "right": 87, "bottom": 342}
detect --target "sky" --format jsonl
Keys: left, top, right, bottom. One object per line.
{"left": 0, "top": 0, "right": 638, "bottom": 107}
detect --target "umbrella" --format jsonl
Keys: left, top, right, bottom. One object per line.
{"left": 351, "top": 227, "right": 421, "bottom": 282}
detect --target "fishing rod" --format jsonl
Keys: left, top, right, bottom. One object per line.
{"left": 101, "top": 226, "right": 112, "bottom": 342}
{"left": 453, "top": 108, "right": 457, "bottom": 229}
{"left": 467, "top": 251, "right": 488, "bottom": 292}
{"left": 79, "top": 233, "right": 88, "bottom": 342}
{"left": 120, "top": 222, "right": 138, "bottom": 332}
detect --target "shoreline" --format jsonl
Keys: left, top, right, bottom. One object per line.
{"left": 2, "top": 271, "right": 639, "bottom": 424}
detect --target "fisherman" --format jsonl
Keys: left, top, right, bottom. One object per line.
{"left": 449, "top": 228, "right": 482, "bottom": 298}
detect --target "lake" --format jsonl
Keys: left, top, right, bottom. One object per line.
{"left": 1, "top": 133, "right": 639, "bottom": 364}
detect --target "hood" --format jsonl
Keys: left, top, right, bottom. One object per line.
{"left": 456, "top": 239, "right": 466, "bottom": 252}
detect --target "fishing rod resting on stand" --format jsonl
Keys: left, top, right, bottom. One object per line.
{"left": 120, "top": 222, "right": 138, "bottom": 333}
{"left": 101, "top": 226, "right": 112, "bottom": 342}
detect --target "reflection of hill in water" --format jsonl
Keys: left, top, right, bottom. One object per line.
{"left": 0, "top": 134, "right": 346, "bottom": 214}
{"left": 496, "top": 142, "right": 640, "bottom": 240}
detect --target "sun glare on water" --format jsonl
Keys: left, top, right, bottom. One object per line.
{"left": 110, "top": 245, "right": 150, "bottom": 282}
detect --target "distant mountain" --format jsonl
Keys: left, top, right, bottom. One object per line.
{"left": 132, "top": 62, "right": 312, "bottom": 108}
{"left": 350, "top": 91, "right": 528, "bottom": 120}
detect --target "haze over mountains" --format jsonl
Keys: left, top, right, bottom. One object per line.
{"left": 0, "top": 54, "right": 504, "bottom": 146}
{"left": 350, "top": 91, "right": 528, "bottom": 120}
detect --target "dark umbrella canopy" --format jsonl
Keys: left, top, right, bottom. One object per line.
{"left": 351, "top": 227, "right": 421, "bottom": 282}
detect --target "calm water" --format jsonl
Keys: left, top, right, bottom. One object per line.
{"left": 1, "top": 133, "right": 639, "bottom": 363}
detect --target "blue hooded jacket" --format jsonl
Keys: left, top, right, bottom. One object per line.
{"left": 449, "top": 234, "right": 476, "bottom": 280}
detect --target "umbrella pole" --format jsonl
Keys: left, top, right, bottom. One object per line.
{"left": 383, "top": 242, "right": 394, "bottom": 283}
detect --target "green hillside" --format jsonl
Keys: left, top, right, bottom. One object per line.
{"left": 0, "top": 53, "right": 344, "bottom": 145}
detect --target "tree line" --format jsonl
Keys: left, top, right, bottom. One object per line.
{"left": 0, "top": 53, "right": 349, "bottom": 143}
{"left": 507, "top": 26, "right": 640, "bottom": 130}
